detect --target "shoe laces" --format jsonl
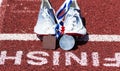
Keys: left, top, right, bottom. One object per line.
{"left": 38, "top": 7, "right": 56, "bottom": 34}
{"left": 41, "top": 7, "right": 55, "bottom": 24}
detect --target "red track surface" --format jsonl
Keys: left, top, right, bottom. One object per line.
{"left": 0, "top": 0, "right": 120, "bottom": 71}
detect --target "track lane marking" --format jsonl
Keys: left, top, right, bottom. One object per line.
{"left": 88, "top": 35, "right": 120, "bottom": 42}
{"left": 0, "top": 34, "right": 39, "bottom": 41}
{"left": 0, "top": 34, "right": 120, "bottom": 42}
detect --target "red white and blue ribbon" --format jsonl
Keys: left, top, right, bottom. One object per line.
{"left": 55, "top": 0, "right": 72, "bottom": 38}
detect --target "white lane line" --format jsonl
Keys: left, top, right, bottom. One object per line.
{"left": 88, "top": 35, "right": 120, "bottom": 42}
{"left": 0, "top": 0, "right": 2, "bottom": 7}
{"left": 0, "top": 34, "right": 120, "bottom": 42}
{"left": 0, "top": 34, "right": 39, "bottom": 41}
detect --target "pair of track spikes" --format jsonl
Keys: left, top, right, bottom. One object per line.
{"left": 34, "top": 0, "right": 87, "bottom": 50}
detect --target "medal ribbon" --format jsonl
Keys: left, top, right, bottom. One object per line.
{"left": 55, "top": 0, "right": 72, "bottom": 38}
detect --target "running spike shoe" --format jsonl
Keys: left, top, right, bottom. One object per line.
{"left": 64, "top": 0, "right": 87, "bottom": 35}
{"left": 34, "top": 0, "right": 57, "bottom": 35}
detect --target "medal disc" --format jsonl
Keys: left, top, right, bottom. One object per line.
{"left": 59, "top": 35, "right": 75, "bottom": 50}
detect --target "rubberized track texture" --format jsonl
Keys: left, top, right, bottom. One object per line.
{"left": 0, "top": 0, "right": 120, "bottom": 71}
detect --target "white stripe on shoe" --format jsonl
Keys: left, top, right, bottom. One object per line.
{"left": 0, "top": 0, "right": 2, "bottom": 7}
{"left": 0, "top": 34, "right": 120, "bottom": 42}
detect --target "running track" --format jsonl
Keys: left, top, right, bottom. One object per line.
{"left": 0, "top": 0, "right": 120, "bottom": 71}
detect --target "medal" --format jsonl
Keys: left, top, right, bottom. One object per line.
{"left": 59, "top": 35, "right": 75, "bottom": 50}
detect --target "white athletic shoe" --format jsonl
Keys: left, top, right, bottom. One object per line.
{"left": 34, "top": 0, "right": 57, "bottom": 35}
{"left": 64, "top": 0, "right": 87, "bottom": 35}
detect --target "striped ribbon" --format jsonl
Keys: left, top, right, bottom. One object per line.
{"left": 55, "top": 0, "right": 72, "bottom": 38}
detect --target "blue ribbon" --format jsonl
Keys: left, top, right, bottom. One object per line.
{"left": 55, "top": 0, "right": 72, "bottom": 38}
{"left": 55, "top": 24, "right": 60, "bottom": 38}
{"left": 56, "top": 0, "right": 72, "bottom": 20}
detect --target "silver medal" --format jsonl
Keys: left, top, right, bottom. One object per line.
{"left": 59, "top": 35, "right": 75, "bottom": 50}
